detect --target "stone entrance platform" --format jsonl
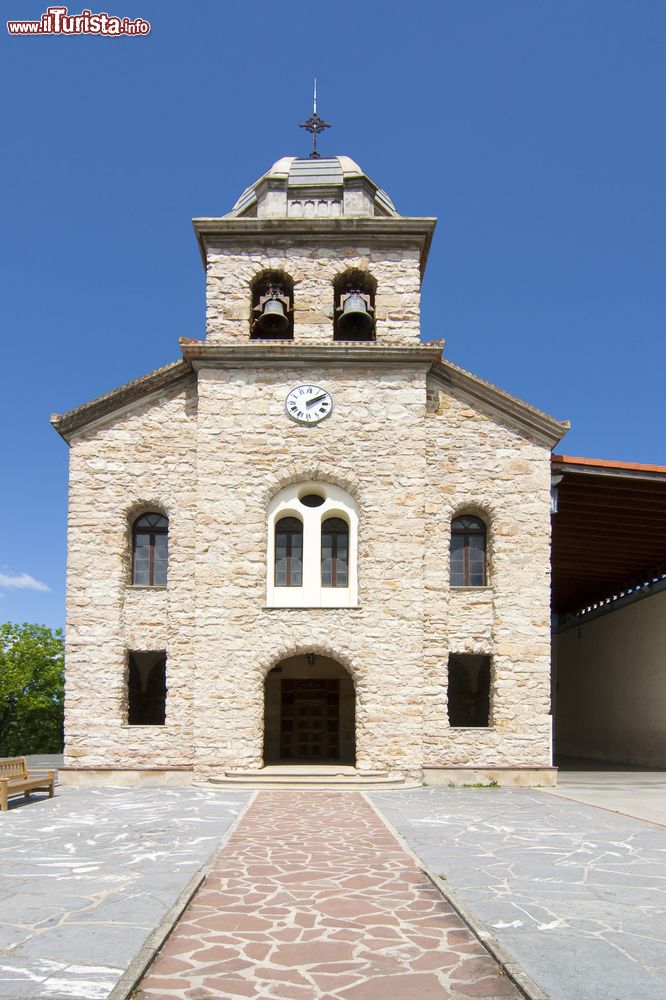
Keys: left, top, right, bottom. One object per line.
{"left": 206, "top": 765, "right": 414, "bottom": 789}
{"left": 136, "top": 790, "right": 523, "bottom": 999}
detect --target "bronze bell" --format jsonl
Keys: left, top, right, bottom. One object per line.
{"left": 337, "top": 291, "right": 374, "bottom": 339}
{"left": 254, "top": 283, "right": 291, "bottom": 336}
{"left": 256, "top": 297, "right": 289, "bottom": 335}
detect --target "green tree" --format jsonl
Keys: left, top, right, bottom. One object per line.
{"left": 0, "top": 623, "right": 64, "bottom": 756}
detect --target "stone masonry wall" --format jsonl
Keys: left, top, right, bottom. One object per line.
{"left": 63, "top": 229, "right": 554, "bottom": 780}
{"left": 63, "top": 365, "right": 553, "bottom": 777}
{"left": 205, "top": 238, "right": 422, "bottom": 346}
{"left": 423, "top": 380, "right": 553, "bottom": 768}
{"left": 63, "top": 367, "right": 553, "bottom": 776}
{"left": 192, "top": 363, "right": 429, "bottom": 780}
{"left": 64, "top": 380, "right": 198, "bottom": 768}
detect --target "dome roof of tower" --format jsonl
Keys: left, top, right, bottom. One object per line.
{"left": 226, "top": 155, "right": 399, "bottom": 219}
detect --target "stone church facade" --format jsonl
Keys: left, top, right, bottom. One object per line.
{"left": 53, "top": 155, "right": 568, "bottom": 786}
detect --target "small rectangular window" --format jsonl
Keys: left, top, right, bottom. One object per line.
{"left": 450, "top": 535, "right": 465, "bottom": 587}
{"left": 321, "top": 539, "right": 333, "bottom": 586}
{"left": 153, "top": 533, "right": 168, "bottom": 587}
{"left": 290, "top": 545, "right": 303, "bottom": 586}
{"left": 133, "top": 537, "right": 151, "bottom": 585}
{"left": 447, "top": 654, "right": 491, "bottom": 727}
{"left": 467, "top": 535, "right": 485, "bottom": 586}
{"left": 127, "top": 651, "right": 166, "bottom": 725}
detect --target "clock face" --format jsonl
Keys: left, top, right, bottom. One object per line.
{"left": 285, "top": 384, "right": 333, "bottom": 424}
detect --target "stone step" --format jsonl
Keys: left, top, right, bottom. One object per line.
{"left": 224, "top": 766, "right": 389, "bottom": 778}
{"left": 204, "top": 778, "right": 410, "bottom": 789}
{"left": 202, "top": 768, "right": 413, "bottom": 789}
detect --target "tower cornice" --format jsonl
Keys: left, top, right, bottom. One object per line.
{"left": 192, "top": 217, "right": 437, "bottom": 276}
{"left": 179, "top": 341, "right": 444, "bottom": 370}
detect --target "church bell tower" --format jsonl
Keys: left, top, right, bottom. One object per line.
{"left": 185, "top": 115, "right": 441, "bottom": 778}
{"left": 189, "top": 139, "right": 437, "bottom": 352}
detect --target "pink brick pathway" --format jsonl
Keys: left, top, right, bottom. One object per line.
{"left": 137, "top": 791, "right": 521, "bottom": 999}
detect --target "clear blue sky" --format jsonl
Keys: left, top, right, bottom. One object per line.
{"left": 2, "top": 0, "right": 665, "bottom": 629}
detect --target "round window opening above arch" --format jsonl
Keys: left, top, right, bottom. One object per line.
{"left": 299, "top": 492, "right": 325, "bottom": 508}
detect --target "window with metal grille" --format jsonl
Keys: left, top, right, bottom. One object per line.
{"left": 321, "top": 517, "right": 349, "bottom": 587}
{"left": 450, "top": 515, "right": 486, "bottom": 587}
{"left": 132, "top": 513, "right": 168, "bottom": 587}
{"left": 275, "top": 516, "right": 303, "bottom": 587}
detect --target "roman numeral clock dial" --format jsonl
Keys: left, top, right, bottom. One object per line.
{"left": 285, "top": 384, "right": 333, "bottom": 424}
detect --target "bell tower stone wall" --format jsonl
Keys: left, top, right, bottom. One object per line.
{"left": 203, "top": 234, "right": 424, "bottom": 347}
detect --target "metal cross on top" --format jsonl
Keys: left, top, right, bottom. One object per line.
{"left": 299, "top": 79, "right": 331, "bottom": 159}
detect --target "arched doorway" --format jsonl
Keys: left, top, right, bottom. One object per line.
{"left": 264, "top": 655, "right": 356, "bottom": 764}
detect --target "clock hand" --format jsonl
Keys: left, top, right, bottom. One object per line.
{"left": 306, "top": 393, "right": 327, "bottom": 407}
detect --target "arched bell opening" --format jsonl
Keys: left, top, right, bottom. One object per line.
{"left": 250, "top": 270, "right": 294, "bottom": 340}
{"left": 333, "top": 269, "right": 376, "bottom": 342}
{"left": 263, "top": 654, "right": 356, "bottom": 764}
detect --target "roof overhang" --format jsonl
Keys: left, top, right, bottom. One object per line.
{"left": 50, "top": 360, "right": 193, "bottom": 442}
{"left": 553, "top": 454, "right": 666, "bottom": 482}
{"left": 191, "top": 217, "right": 437, "bottom": 277}
{"left": 51, "top": 342, "right": 569, "bottom": 449}
{"left": 430, "top": 359, "right": 570, "bottom": 448}
{"left": 551, "top": 454, "right": 666, "bottom": 615}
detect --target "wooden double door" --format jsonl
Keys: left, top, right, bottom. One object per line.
{"left": 279, "top": 679, "right": 340, "bottom": 761}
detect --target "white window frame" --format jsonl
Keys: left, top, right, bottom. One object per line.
{"left": 266, "top": 482, "right": 358, "bottom": 608}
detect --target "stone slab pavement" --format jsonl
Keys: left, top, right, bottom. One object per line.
{"left": 136, "top": 790, "right": 523, "bottom": 1000}
{"left": 370, "top": 787, "right": 666, "bottom": 1000}
{"left": 545, "top": 768, "right": 666, "bottom": 827}
{"left": 0, "top": 785, "right": 249, "bottom": 999}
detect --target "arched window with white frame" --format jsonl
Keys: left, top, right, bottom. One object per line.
{"left": 267, "top": 482, "right": 358, "bottom": 608}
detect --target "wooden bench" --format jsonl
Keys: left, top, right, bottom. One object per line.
{"left": 0, "top": 757, "right": 55, "bottom": 811}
